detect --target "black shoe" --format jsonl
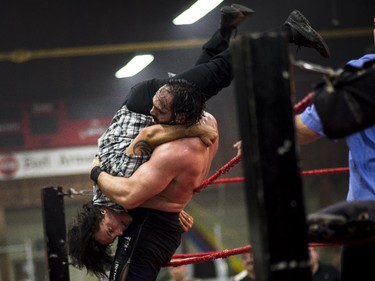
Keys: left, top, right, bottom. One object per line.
{"left": 285, "top": 10, "right": 330, "bottom": 58}
{"left": 220, "top": 4, "right": 254, "bottom": 30}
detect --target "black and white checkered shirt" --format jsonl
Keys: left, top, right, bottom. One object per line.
{"left": 93, "top": 105, "right": 153, "bottom": 211}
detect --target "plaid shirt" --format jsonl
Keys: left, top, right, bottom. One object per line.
{"left": 93, "top": 105, "right": 153, "bottom": 211}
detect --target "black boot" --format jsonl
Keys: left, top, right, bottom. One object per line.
{"left": 285, "top": 10, "right": 330, "bottom": 58}
{"left": 220, "top": 4, "right": 254, "bottom": 39}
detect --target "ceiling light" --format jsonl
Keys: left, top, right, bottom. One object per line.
{"left": 173, "top": 0, "right": 224, "bottom": 25}
{"left": 115, "top": 54, "right": 154, "bottom": 78}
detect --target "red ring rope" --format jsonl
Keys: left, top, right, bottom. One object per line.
{"left": 165, "top": 243, "right": 338, "bottom": 267}
{"left": 294, "top": 92, "right": 314, "bottom": 114}
{"left": 208, "top": 165, "right": 349, "bottom": 186}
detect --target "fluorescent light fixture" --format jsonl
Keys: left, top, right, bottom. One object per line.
{"left": 115, "top": 54, "right": 154, "bottom": 78}
{"left": 173, "top": 0, "right": 224, "bottom": 25}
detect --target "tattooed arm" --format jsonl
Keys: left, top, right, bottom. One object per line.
{"left": 126, "top": 123, "right": 218, "bottom": 156}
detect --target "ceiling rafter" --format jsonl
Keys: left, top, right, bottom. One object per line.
{"left": 0, "top": 27, "right": 371, "bottom": 63}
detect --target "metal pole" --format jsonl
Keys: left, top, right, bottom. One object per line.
{"left": 41, "top": 186, "right": 70, "bottom": 281}
{"left": 231, "top": 32, "right": 311, "bottom": 281}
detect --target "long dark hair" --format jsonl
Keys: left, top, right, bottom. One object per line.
{"left": 67, "top": 201, "right": 113, "bottom": 278}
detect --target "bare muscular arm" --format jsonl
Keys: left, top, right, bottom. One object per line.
{"left": 127, "top": 123, "right": 218, "bottom": 156}
{"left": 96, "top": 141, "right": 192, "bottom": 209}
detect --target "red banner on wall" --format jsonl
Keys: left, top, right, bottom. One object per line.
{"left": 0, "top": 100, "right": 112, "bottom": 152}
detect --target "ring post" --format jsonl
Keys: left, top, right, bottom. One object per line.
{"left": 231, "top": 32, "right": 311, "bottom": 281}
{"left": 42, "top": 186, "right": 70, "bottom": 281}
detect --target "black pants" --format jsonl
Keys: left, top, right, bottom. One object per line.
{"left": 124, "top": 29, "right": 232, "bottom": 115}
{"left": 109, "top": 208, "right": 181, "bottom": 281}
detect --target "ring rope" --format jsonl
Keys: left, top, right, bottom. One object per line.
{"left": 293, "top": 92, "right": 314, "bottom": 114}
{"left": 208, "top": 166, "right": 349, "bottom": 186}
{"left": 195, "top": 153, "right": 348, "bottom": 190}
{"left": 301, "top": 167, "right": 349, "bottom": 176}
{"left": 165, "top": 242, "right": 338, "bottom": 267}
{"left": 165, "top": 245, "right": 251, "bottom": 267}
{"left": 194, "top": 155, "right": 242, "bottom": 194}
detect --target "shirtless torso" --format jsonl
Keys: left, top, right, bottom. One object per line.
{"left": 141, "top": 112, "right": 218, "bottom": 212}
